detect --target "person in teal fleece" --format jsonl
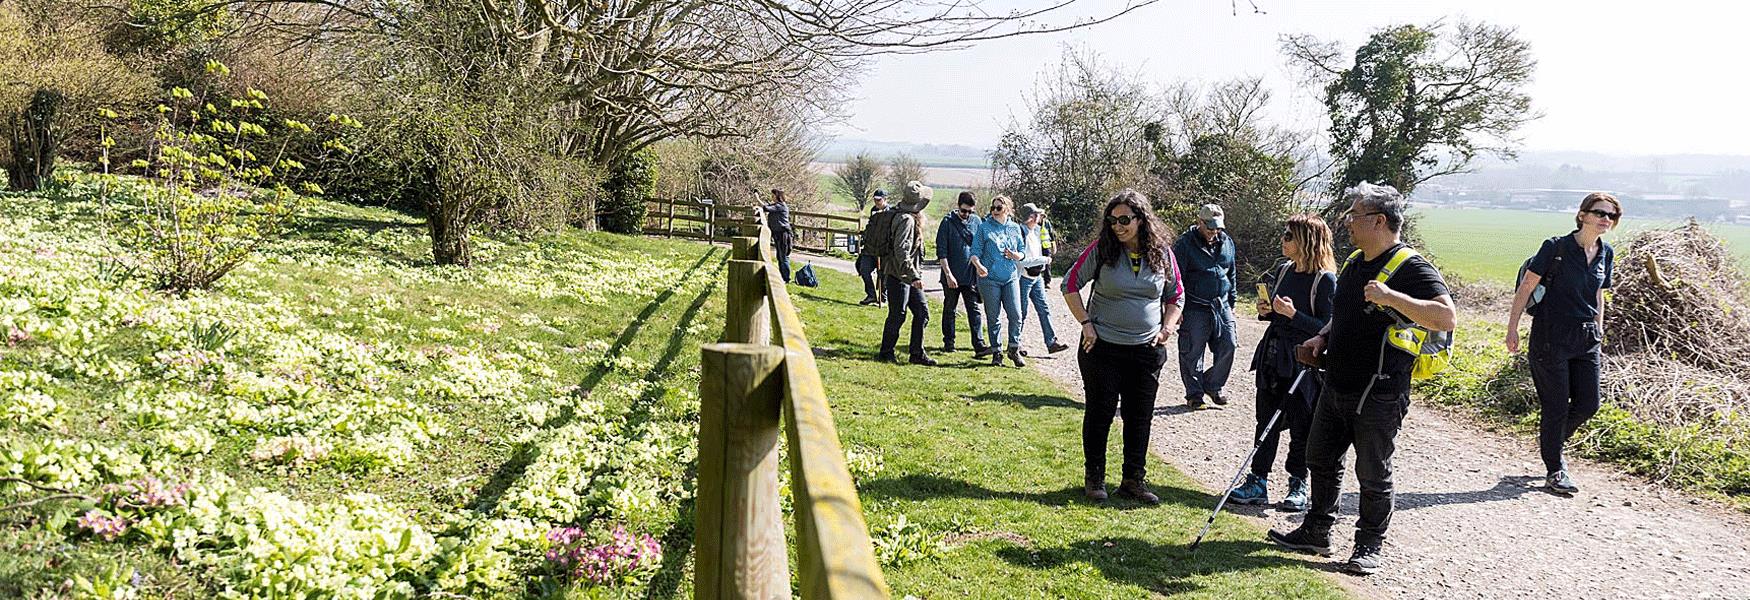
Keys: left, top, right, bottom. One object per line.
{"left": 969, "top": 195, "right": 1027, "bottom": 367}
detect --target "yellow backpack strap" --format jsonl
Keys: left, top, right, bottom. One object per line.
{"left": 1374, "top": 247, "right": 1420, "bottom": 283}
{"left": 1340, "top": 249, "right": 1365, "bottom": 275}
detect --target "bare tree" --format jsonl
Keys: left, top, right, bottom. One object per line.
{"left": 886, "top": 153, "right": 926, "bottom": 195}
{"left": 833, "top": 152, "right": 884, "bottom": 211}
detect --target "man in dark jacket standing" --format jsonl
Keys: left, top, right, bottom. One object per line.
{"left": 1173, "top": 203, "right": 1238, "bottom": 408}
{"left": 936, "top": 191, "right": 991, "bottom": 356}
{"left": 760, "top": 188, "right": 794, "bottom": 283}
{"left": 856, "top": 190, "right": 890, "bottom": 305}
{"left": 879, "top": 182, "right": 937, "bottom": 365}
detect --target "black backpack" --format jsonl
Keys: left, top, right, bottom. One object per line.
{"left": 1516, "top": 236, "right": 1565, "bottom": 315}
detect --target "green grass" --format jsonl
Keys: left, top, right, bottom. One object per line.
{"left": 1414, "top": 207, "right": 1750, "bottom": 283}
{"left": 792, "top": 269, "right": 1347, "bottom": 598}
{"left": 1416, "top": 318, "right": 1750, "bottom": 510}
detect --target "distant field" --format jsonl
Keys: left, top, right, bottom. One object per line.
{"left": 810, "top": 162, "right": 991, "bottom": 190}
{"left": 1414, "top": 206, "right": 1750, "bottom": 283}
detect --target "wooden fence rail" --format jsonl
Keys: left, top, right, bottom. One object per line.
{"left": 695, "top": 222, "right": 889, "bottom": 599}
{"left": 645, "top": 198, "right": 864, "bottom": 255}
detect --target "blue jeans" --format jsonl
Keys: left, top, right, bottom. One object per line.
{"left": 978, "top": 278, "right": 1022, "bottom": 351}
{"left": 1176, "top": 304, "right": 1236, "bottom": 399}
{"left": 1018, "top": 276, "right": 1059, "bottom": 347}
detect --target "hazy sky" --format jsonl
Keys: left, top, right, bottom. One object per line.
{"left": 827, "top": 0, "right": 1750, "bottom": 157}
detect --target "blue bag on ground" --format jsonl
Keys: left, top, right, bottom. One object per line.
{"left": 795, "top": 263, "right": 819, "bottom": 287}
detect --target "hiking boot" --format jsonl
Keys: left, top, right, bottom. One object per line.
{"left": 1084, "top": 475, "right": 1108, "bottom": 502}
{"left": 1267, "top": 526, "right": 1333, "bottom": 557}
{"left": 1343, "top": 543, "right": 1383, "bottom": 575}
{"left": 875, "top": 352, "right": 897, "bottom": 363}
{"left": 1228, "top": 473, "right": 1268, "bottom": 505}
{"left": 858, "top": 297, "right": 879, "bottom": 306}
{"left": 1208, "top": 392, "right": 1229, "bottom": 406}
{"left": 1116, "top": 479, "right": 1160, "bottom": 505}
{"left": 991, "top": 350, "right": 1004, "bottom": 367}
{"left": 1048, "top": 342, "right": 1071, "bottom": 354}
{"left": 1007, "top": 348, "right": 1026, "bottom": 367}
{"left": 1279, "top": 475, "right": 1310, "bottom": 512}
{"left": 973, "top": 346, "right": 997, "bottom": 358}
{"left": 942, "top": 344, "right": 958, "bottom": 354}
{"left": 908, "top": 354, "right": 938, "bottom": 367}
{"left": 1548, "top": 469, "right": 1578, "bottom": 494}
{"left": 1187, "top": 395, "right": 1205, "bottom": 409}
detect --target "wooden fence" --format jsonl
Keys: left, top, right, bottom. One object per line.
{"left": 644, "top": 198, "right": 864, "bottom": 254}
{"left": 695, "top": 221, "right": 889, "bottom": 598}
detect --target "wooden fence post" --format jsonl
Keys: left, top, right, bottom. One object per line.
{"left": 724, "top": 260, "right": 770, "bottom": 345}
{"left": 695, "top": 343, "right": 790, "bottom": 600}
{"left": 666, "top": 199, "right": 676, "bottom": 237}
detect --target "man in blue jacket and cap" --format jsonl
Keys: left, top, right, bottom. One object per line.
{"left": 1173, "top": 203, "right": 1238, "bottom": 409}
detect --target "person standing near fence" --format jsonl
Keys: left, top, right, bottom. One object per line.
{"left": 1504, "top": 192, "right": 1621, "bottom": 495}
{"left": 877, "top": 182, "right": 937, "bottom": 366}
{"left": 970, "top": 195, "right": 1027, "bottom": 367}
{"left": 1227, "top": 214, "right": 1337, "bottom": 512}
{"left": 1016, "top": 203, "right": 1070, "bottom": 356}
{"left": 856, "top": 190, "right": 890, "bottom": 306}
{"left": 1062, "top": 190, "right": 1184, "bottom": 504}
{"left": 936, "top": 191, "right": 991, "bottom": 356}
{"left": 1269, "top": 182, "right": 1456, "bottom": 576}
{"left": 1173, "top": 203, "right": 1239, "bottom": 409}
{"left": 760, "top": 189, "right": 794, "bottom": 283}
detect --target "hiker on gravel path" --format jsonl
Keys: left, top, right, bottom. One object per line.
{"left": 877, "top": 182, "right": 937, "bottom": 366}
{"left": 1504, "top": 192, "right": 1621, "bottom": 495}
{"left": 936, "top": 191, "right": 991, "bottom": 357}
{"left": 970, "top": 195, "right": 1028, "bottom": 367}
{"left": 856, "top": 190, "right": 890, "bottom": 306}
{"left": 759, "top": 189, "right": 794, "bottom": 284}
{"left": 1062, "top": 190, "right": 1184, "bottom": 505}
{"left": 1172, "top": 203, "right": 1239, "bottom": 409}
{"left": 1017, "top": 203, "right": 1071, "bottom": 357}
{"left": 1228, "top": 214, "right": 1338, "bottom": 512}
{"left": 1269, "top": 182, "right": 1456, "bottom": 576}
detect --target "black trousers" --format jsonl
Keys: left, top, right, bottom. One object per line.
{"left": 880, "top": 275, "right": 929, "bottom": 357}
{"left": 941, "top": 284, "right": 987, "bottom": 351}
{"left": 855, "top": 255, "right": 881, "bottom": 300}
{"left": 1529, "top": 318, "right": 1603, "bottom": 474}
{"left": 1251, "top": 368, "right": 1319, "bottom": 481}
{"left": 775, "top": 232, "right": 793, "bottom": 283}
{"left": 1303, "top": 385, "right": 1408, "bottom": 547}
{"left": 1079, "top": 340, "right": 1168, "bottom": 482}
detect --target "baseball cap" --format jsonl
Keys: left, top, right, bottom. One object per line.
{"left": 1198, "top": 203, "right": 1225, "bottom": 230}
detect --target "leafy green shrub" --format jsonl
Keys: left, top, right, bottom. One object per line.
{"left": 599, "top": 148, "right": 657, "bottom": 234}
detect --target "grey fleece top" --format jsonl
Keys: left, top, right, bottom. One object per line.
{"left": 1060, "top": 240, "right": 1185, "bottom": 346}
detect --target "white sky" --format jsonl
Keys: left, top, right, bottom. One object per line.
{"left": 826, "top": 0, "right": 1750, "bottom": 157}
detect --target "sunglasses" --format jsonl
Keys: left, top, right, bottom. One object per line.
{"left": 1583, "top": 208, "right": 1620, "bottom": 221}
{"left": 1343, "top": 211, "right": 1384, "bottom": 222}
{"left": 1105, "top": 214, "right": 1137, "bottom": 226}
{"left": 957, "top": 207, "right": 974, "bottom": 214}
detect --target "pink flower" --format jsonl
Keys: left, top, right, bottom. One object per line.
{"left": 544, "top": 525, "right": 664, "bottom": 586}
{"left": 5, "top": 327, "right": 28, "bottom": 347}
{"left": 78, "top": 511, "right": 129, "bottom": 541}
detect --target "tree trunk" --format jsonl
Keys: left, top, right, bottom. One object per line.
{"left": 428, "top": 202, "right": 472, "bottom": 266}
{"left": 5, "top": 89, "right": 62, "bottom": 192}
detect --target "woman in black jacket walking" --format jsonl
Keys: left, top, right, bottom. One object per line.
{"left": 1227, "top": 213, "right": 1337, "bottom": 511}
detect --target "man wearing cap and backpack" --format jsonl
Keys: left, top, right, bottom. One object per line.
{"left": 1173, "top": 203, "right": 1239, "bottom": 409}
{"left": 856, "top": 190, "right": 891, "bottom": 306}
{"left": 1268, "top": 182, "right": 1456, "bottom": 576}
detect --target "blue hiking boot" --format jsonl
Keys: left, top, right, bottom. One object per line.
{"left": 1228, "top": 473, "right": 1268, "bottom": 505}
{"left": 1279, "top": 475, "right": 1309, "bottom": 512}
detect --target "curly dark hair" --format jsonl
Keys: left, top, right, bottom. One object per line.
{"left": 1094, "top": 189, "right": 1170, "bottom": 274}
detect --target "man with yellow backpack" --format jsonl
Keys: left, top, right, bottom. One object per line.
{"left": 1267, "top": 182, "right": 1456, "bottom": 577}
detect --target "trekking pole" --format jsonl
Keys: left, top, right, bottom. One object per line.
{"left": 1188, "top": 369, "right": 1309, "bottom": 553}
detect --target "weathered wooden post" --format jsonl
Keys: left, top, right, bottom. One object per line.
{"left": 695, "top": 343, "right": 789, "bottom": 600}
{"left": 724, "top": 259, "right": 770, "bottom": 345}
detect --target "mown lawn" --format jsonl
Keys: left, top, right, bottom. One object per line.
{"left": 794, "top": 269, "right": 1347, "bottom": 598}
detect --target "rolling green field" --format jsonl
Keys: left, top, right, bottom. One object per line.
{"left": 1414, "top": 207, "right": 1750, "bottom": 283}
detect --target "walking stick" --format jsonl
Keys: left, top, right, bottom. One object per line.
{"left": 1188, "top": 369, "right": 1310, "bottom": 553}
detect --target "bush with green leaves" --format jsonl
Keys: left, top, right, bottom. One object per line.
{"left": 99, "top": 60, "right": 355, "bottom": 293}
{"left": 598, "top": 148, "right": 658, "bottom": 234}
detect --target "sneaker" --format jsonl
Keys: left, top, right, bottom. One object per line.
{"left": 1187, "top": 396, "right": 1205, "bottom": 409}
{"left": 1548, "top": 470, "right": 1578, "bottom": 494}
{"left": 1208, "top": 392, "right": 1229, "bottom": 406}
{"left": 1279, "top": 475, "right": 1310, "bottom": 512}
{"left": 1084, "top": 475, "right": 1108, "bottom": 502}
{"left": 908, "top": 354, "right": 938, "bottom": 367}
{"left": 1007, "top": 348, "right": 1026, "bottom": 368}
{"left": 1116, "top": 479, "right": 1160, "bottom": 505}
{"left": 990, "top": 351, "right": 1004, "bottom": 367}
{"left": 1267, "top": 527, "right": 1333, "bottom": 557}
{"left": 1228, "top": 473, "right": 1269, "bottom": 505}
{"left": 1343, "top": 543, "right": 1382, "bottom": 575}
{"left": 1047, "top": 342, "right": 1071, "bottom": 354}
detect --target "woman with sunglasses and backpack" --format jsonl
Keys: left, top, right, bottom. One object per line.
{"left": 1061, "top": 190, "right": 1184, "bottom": 504}
{"left": 1503, "top": 192, "right": 1622, "bottom": 495}
{"left": 1226, "top": 214, "right": 1338, "bottom": 512}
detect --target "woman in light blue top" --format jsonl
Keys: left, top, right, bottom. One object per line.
{"left": 970, "top": 195, "right": 1027, "bottom": 366}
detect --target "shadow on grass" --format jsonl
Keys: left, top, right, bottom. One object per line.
{"left": 796, "top": 288, "right": 865, "bottom": 307}
{"left": 994, "top": 537, "right": 1329, "bottom": 596}
{"left": 970, "top": 391, "right": 1082, "bottom": 411}
{"left": 860, "top": 473, "right": 1210, "bottom": 513}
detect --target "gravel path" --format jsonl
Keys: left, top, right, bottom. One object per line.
{"left": 796, "top": 252, "right": 1750, "bottom": 599}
